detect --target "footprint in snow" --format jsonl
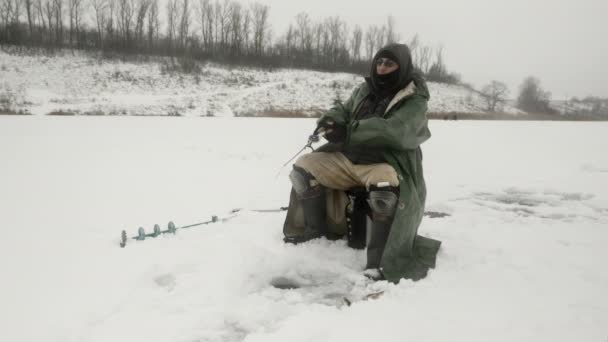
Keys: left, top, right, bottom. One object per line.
{"left": 154, "top": 273, "right": 177, "bottom": 292}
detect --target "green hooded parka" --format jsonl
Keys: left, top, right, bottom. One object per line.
{"left": 283, "top": 44, "right": 441, "bottom": 283}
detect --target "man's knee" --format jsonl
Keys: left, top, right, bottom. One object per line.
{"left": 289, "top": 165, "right": 323, "bottom": 198}
{"left": 294, "top": 152, "right": 321, "bottom": 171}
{"left": 367, "top": 184, "right": 399, "bottom": 221}
{"left": 364, "top": 164, "right": 399, "bottom": 188}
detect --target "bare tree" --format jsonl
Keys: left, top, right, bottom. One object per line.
{"left": 284, "top": 24, "right": 294, "bottom": 57}
{"left": 209, "top": 0, "right": 231, "bottom": 50}
{"left": 375, "top": 25, "right": 385, "bottom": 50}
{"left": 211, "top": 0, "right": 220, "bottom": 47}
{"left": 146, "top": 0, "right": 158, "bottom": 49}
{"left": 42, "top": 0, "right": 55, "bottom": 43}
{"left": 427, "top": 46, "right": 448, "bottom": 82}
{"left": 240, "top": 6, "right": 250, "bottom": 54}
{"left": 52, "top": 0, "right": 63, "bottom": 45}
{"left": 385, "top": 15, "right": 398, "bottom": 44}
{"left": 0, "top": 0, "right": 14, "bottom": 39}
{"left": 196, "top": 0, "right": 210, "bottom": 50}
{"left": 219, "top": 0, "right": 231, "bottom": 49}
{"left": 517, "top": 76, "right": 553, "bottom": 114}
{"left": 250, "top": 2, "right": 269, "bottom": 56}
{"left": 178, "top": 0, "right": 190, "bottom": 51}
{"left": 364, "top": 25, "right": 379, "bottom": 60}
{"left": 74, "top": 0, "right": 84, "bottom": 46}
{"left": 325, "top": 16, "right": 347, "bottom": 65}
{"left": 68, "top": 0, "right": 84, "bottom": 47}
{"left": 9, "top": 0, "right": 22, "bottom": 25}
{"left": 134, "top": 0, "right": 149, "bottom": 48}
{"left": 166, "top": 0, "right": 177, "bottom": 51}
{"left": 91, "top": 0, "right": 107, "bottom": 48}
{"left": 320, "top": 20, "right": 330, "bottom": 63}
{"left": 105, "top": 0, "right": 115, "bottom": 46}
{"left": 294, "top": 12, "right": 312, "bottom": 58}
{"left": 25, "top": 0, "right": 36, "bottom": 37}
{"left": 117, "top": 0, "right": 136, "bottom": 46}
{"left": 35, "top": 0, "right": 47, "bottom": 39}
{"left": 312, "top": 20, "right": 324, "bottom": 63}
{"left": 408, "top": 33, "right": 419, "bottom": 52}
{"left": 481, "top": 80, "right": 509, "bottom": 112}
{"left": 350, "top": 25, "right": 362, "bottom": 62}
{"left": 68, "top": 0, "right": 76, "bottom": 45}
{"left": 408, "top": 33, "right": 419, "bottom": 66}
{"left": 228, "top": 1, "right": 242, "bottom": 55}
{"left": 418, "top": 45, "right": 432, "bottom": 73}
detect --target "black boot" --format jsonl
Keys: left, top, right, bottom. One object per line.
{"left": 297, "top": 186, "right": 327, "bottom": 242}
{"left": 346, "top": 190, "right": 369, "bottom": 249}
{"left": 286, "top": 166, "right": 328, "bottom": 244}
{"left": 365, "top": 215, "right": 393, "bottom": 270}
{"left": 365, "top": 185, "right": 399, "bottom": 271}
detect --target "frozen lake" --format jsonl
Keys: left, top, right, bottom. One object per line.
{"left": 1, "top": 116, "right": 607, "bottom": 342}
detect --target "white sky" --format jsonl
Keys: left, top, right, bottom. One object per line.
{"left": 238, "top": 0, "right": 608, "bottom": 99}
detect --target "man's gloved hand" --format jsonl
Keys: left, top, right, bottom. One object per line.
{"left": 317, "top": 119, "right": 347, "bottom": 144}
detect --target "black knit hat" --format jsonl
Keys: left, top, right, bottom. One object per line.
{"left": 375, "top": 50, "right": 399, "bottom": 65}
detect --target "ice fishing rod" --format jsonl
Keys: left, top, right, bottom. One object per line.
{"left": 121, "top": 126, "right": 324, "bottom": 248}
{"left": 119, "top": 206, "right": 450, "bottom": 248}
{"left": 282, "top": 126, "right": 324, "bottom": 167}
{"left": 275, "top": 126, "right": 325, "bottom": 178}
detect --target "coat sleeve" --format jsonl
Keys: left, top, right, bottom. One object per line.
{"left": 317, "top": 85, "right": 362, "bottom": 125}
{"left": 347, "top": 95, "right": 431, "bottom": 151}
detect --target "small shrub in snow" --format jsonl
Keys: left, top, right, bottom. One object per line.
{"left": 0, "top": 84, "right": 26, "bottom": 114}
{"left": 161, "top": 58, "right": 202, "bottom": 75}
{"left": 465, "top": 91, "right": 474, "bottom": 106}
{"left": 47, "top": 110, "right": 76, "bottom": 116}
{"left": 83, "top": 110, "right": 105, "bottom": 116}
{"left": 178, "top": 58, "right": 202, "bottom": 74}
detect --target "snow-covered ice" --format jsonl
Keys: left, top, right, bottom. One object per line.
{"left": 0, "top": 116, "right": 607, "bottom": 342}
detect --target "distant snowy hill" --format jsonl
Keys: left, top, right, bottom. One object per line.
{"left": 551, "top": 99, "right": 608, "bottom": 117}
{"left": 0, "top": 48, "right": 523, "bottom": 117}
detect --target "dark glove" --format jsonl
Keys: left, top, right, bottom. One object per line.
{"left": 318, "top": 120, "right": 347, "bottom": 144}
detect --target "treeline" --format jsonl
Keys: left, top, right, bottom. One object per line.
{"left": 0, "top": 0, "right": 459, "bottom": 81}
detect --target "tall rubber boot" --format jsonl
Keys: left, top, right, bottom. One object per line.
{"left": 365, "top": 185, "right": 399, "bottom": 271}
{"left": 365, "top": 214, "right": 393, "bottom": 270}
{"left": 346, "top": 191, "right": 368, "bottom": 249}
{"left": 287, "top": 165, "right": 328, "bottom": 244}
{"left": 297, "top": 186, "right": 328, "bottom": 242}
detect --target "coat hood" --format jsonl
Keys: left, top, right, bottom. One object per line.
{"left": 368, "top": 43, "right": 415, "bottom": 96}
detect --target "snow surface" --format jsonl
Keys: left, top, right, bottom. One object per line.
{"left": 1, "top": 117, "right": 607, "bottom": 342}
{"left": 0, "top": 48, "right": 523, "bottom": 116}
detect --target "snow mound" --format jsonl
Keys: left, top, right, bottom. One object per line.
{"left": 0, "top": 48, "right": 522, "bottom": 116}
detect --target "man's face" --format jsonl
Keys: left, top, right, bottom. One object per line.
{"left": 376, "top": 58, "right": 399, "bottom": 75}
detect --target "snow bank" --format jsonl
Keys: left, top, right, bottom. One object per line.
{"left": 0, "top": 48, "right": 522, "bottom": 117}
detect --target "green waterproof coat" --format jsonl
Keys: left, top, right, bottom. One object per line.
{"left": 283, "top": 73, "right": 442, "bottom": 283}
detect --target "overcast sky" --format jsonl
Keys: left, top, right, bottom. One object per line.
{"left": 237, "top": 0, "right": 607, "bottom": 99}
